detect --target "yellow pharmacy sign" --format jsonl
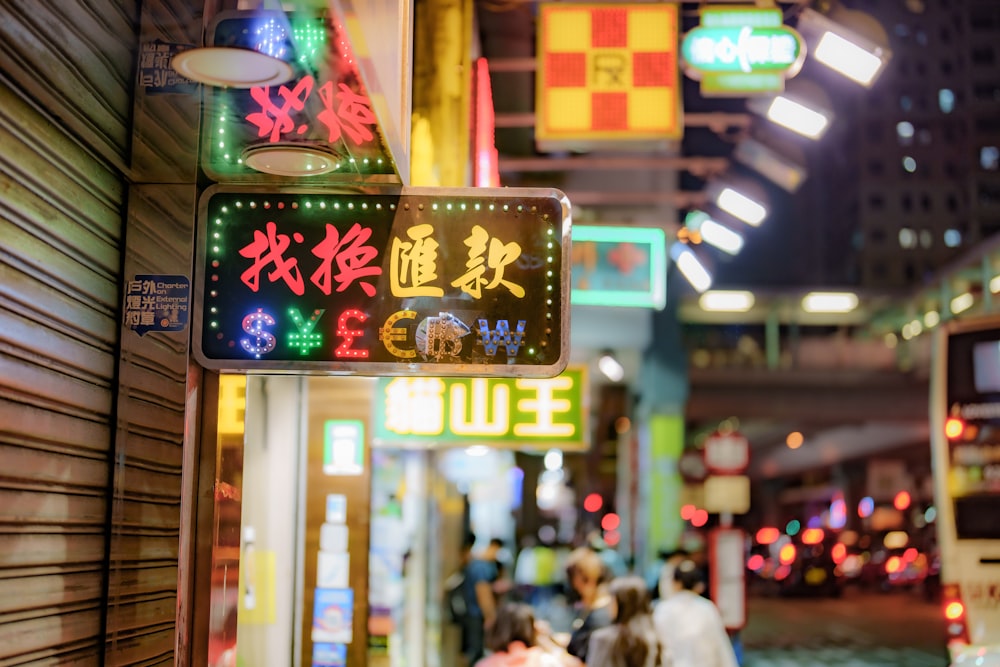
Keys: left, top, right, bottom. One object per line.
{"left": 536, "top": 3, "right": 683, "bottom": 150}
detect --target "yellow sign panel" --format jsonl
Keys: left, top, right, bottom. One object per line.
{"left": 536, "top": 3, "right": 682, "bottom": 149}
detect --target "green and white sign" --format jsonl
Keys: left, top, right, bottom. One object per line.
{"left": 681, "top": 6, "right": 805, "bottom": 96}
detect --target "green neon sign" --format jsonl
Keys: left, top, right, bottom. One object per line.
{"left": 570, "top": 225, "right": 667, "bottom": 310}
{"left": 371, "top": 368, "right": 589, "bottom": 450}
{"left": 681, "top": 7, "right": 805, "bottom": 96}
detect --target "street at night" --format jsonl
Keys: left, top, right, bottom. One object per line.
{"left": 742, "top": 590, "right": 949, "bottom": 666}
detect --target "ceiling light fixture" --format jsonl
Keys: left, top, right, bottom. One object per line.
{"left": 699, "top": 290, "right": 755, "bottom": 313}
{"left": 171, "top": 46, "right": 295, "bottom": 88}
{"left": 598, "top": 351, "right": 625, "bottom": 383}
{"left": 801, "top": 291, "right": 859, "bottom": 313}
{"left": 242, "top": 143, "right": 343, "bottom": 177}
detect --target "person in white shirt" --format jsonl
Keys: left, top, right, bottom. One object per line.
{"left": 653, "top": 560, "right": 739, "bottom": 667}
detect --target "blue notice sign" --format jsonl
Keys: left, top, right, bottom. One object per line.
{"left": 125, "top": 274, "right": 191, "bottom": 336}
{"left": 312, "top": 643, "right": 347, "bottom": 667}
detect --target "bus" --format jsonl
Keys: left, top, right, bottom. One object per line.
{"left": 931, "top": 314, "right": 1000, "bottom": 661}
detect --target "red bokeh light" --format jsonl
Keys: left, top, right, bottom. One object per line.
{"left": 691, "top": 509, "right": 709, "bottom": 527}
{"left": 680, "top": 504, "right": 696, "bottom": 521}
{"left": 747, "top": 554, "right": 765, "bottom": 571}
{"left": 893, "top": 490, "right": 911, "bottom": 511}
{"left": 755, "top": 527, "right": 780, "bottom": 545}
{"left": 604, "top": 529, "right": 621, "bottom": 546}
{"left": 831, "top": 542, "right": 847, "bottom": 564}
{"left": 601, "top": 513, "right": 621, "bottom": 531}
{"left": 584, "top": 493, "right": 603, "bottom": 513}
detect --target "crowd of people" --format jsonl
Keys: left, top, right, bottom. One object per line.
{"left": 453, "top": 536, "right": 739, "bottom": 667}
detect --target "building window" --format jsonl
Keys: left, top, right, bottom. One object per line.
{"left": 973, "top": 85, "right": 1000, "bottom": 103}
{"left": 902, "top": 194, "right": 914, "bottom": 212}
{"left": 972, "top": 47, "right": 995, "bottom": 65}
{"left": 871, "top": 228, "right": 886, "bottom": 244}
{"left": 869, "top": 159, "right": 885, "bottom": 175}
{"left": 947, "top": 194, "right": 959, "bottom": 212}
{"left": 921, "top": 194, "right": 932, "bottom": 212}
{"left": 944, "top": 229, "right": 962, "bottom": 247}
{"left": 981, "top": 146, "right": 1000, "bottom": 170}
{"left": 939, "top": 89, "right": 956, "bottom": 113}
{"left": 899, "top": 227, "right": 918, "bottom": 248}
{"left": 919, "top": 229, "right": 933, "bottom": 248}
{"left": 897, "top": 121, "right": 915, "bottom": 145}
{"left": 903, "top": 156, "right": 918, "bottom": 173}
{"left": 869, "top": 194, "right": 885, "bottom": 210}
{"left": 900, "top": 95, "right": 914, "bottom": 112}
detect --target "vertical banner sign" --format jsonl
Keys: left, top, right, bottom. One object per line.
{"left": 194, "top": 186, "right": 571, "bottom": 376}
{"left": 536, "top": 3, "right": 682, "bottom": 151}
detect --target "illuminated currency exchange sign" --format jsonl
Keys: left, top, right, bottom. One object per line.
{"left": 681, "top": 6, "right": 806, "bottom": 96}
{"left": 194, "top": 186, "right": 571, "bottom": 377}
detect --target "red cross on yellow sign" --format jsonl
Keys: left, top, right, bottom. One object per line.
{"left": 536, "top": 3, "right": 682, "bottom": 150}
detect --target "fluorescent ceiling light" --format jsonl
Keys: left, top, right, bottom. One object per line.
{"left": 243, "top": 144, "right": 342, "bottom": 176}
{"left": 672, "top": 246, "right": 713, "bottom": 293}
{"left": 951, "top": 292, "right": 974, "bottom": 314}
{"left": 801, "top": 291, "right": 858, "bottom": 313}
{"left": 766, "top": 96, "right": 831, "bottom": 139}
{"left": 717, "top": 187, "right": 766, "bottom": 226}
{"left": 700, "top": 219, "right": 745, "bottom": 256}
{"left": 699, "top": 290, "right": 755, "bottom": 312}
{"left": 814, "top": 31, "right": 885, "bottom": 87}
{"left": 171, "top": 47, "right": 295, "bottom": 88}
{"left": 598, "top": 352, "right": 625, "bottom": 383}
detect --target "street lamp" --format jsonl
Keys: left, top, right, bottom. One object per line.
{"left": 671, "top": 244, "right": 713, "bottom": 293}
{"left": 747, "top": 79, "right": 834, "bottom": 141}
{"left": 716, "top": 187, "right": 767, "bottom": 226}
{"left": 686, "top": 211, "right": 745, "bottom": 256}
{"left": 796, "top": 7, "right": 892, "bottom": 87}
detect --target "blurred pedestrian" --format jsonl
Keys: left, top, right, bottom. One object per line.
{"left": 585, "top": 575, "right": 661, "bottom": 667}
{"left": 563, "top": 547, "right": 614, "bottom": 663}
{"left": 476, "top": 602, "right": 580, "bottom": 667}
{"left": 462, "top": 535, "right": 504, "bottom": 665}
{"left": 653, "top": 560, "right": 738, "bottom": 667}
{"left": 656, "top": 549, "right": 690, "bottom": 601}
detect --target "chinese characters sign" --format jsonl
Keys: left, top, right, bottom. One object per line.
{"left": 571, "top": 225, "right": 666, "bottom": 309}
{"left": 202, "top": 11, "right": 397, "bottom": 183}
{"left": 194, "top": 187, "right": 571, "bottom": 376}
{"left": 124, "top": 275, "right": 191, "bottom": 335}
{"left": 536, "top": 3, "right": 682, "bottom": 151}
{"left": 681, "top": 7, "right": 805, "bottom": 96}
{"left": 371, "top": 368, "right": 588, "bottom": 450}
{"left": 139, "top": 40, "right": 197, "bottom": 94}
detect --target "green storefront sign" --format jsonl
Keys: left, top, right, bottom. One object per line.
{"left": 371, "top": 367, "right": 589, "bottom": 451}
{"left": 681, "top": 7, "right": 805, "bottom": 96}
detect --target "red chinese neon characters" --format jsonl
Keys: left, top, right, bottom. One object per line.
{"left": 246, "top": 76, "right": 376, "bottom": 147}
{"left": 240, "top": 221, "right": 306, "bottom": 296}
{"left": 311, "top": 223, "right": 381, "bottom": 297}
{"left": 317, "top": 81, "right": 376, "bottom": 145}
{"left": 240, "top": 221, "right": 382, "bottom": 297}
